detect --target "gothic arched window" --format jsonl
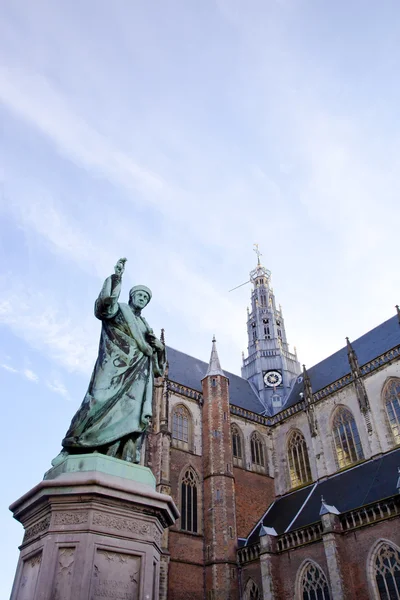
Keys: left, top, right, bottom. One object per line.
{"left": 371, "top": 541, "right": 400, "bottom": 599}
{"left": 383, "top": 379, "right": 400, "bottom": 445}
{"left": 250, "top": 432, "right": 265, "bottom": 471}
{"left": 180, "top": 468, "right": 198, "bottom": 533}
{"left": 231, "top": 423, "right": 243, "bottom": 466}
{"left": 244, "top": 579, "right": 261, "bottom": 600}
{"left": 298, "top": 561, "right": 331, "bottom": 600}
{"left": 287, "top": 430, "right": 312, "bottom": 488}
{"left": 332, "top": 406, "right": 364, "bottom": 468}
{"left": 171, "top": 404, "right": 192, "bottom": 451}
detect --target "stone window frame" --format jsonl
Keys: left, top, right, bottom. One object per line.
{"left": 367, "top": 538, "right": 400, "bottom": 600}
{"left": 249, "top": 431, "right": 268, "bottom": 475}
{"left": 382, "top": 377, "right": 400, "bottom": 447}
{"left": 231, "top": 422, "right": 245, "bottom": 468}
{"left": 244, "top": 578, "right": 261, "bottom": 600}
{"left": 171, "top": 403, "right": 193, "bottom": 452}
{"left": 177, "top": 464, "right": 202, "bottom": 535}
{"left": 286, "top": 428, "right": 313, "bottom": 490}
{"left": 331, "top": 404, "right": 364, "bottom": 470}
{"left": 295, "top": 559, "right": 331, "bottom": 600}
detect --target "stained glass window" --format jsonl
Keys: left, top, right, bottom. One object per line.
{"left": 232, "top": 424, "right": 242, "bottom": 459}
{"left": 180, "top": 468, "right": 198, "bottom": 533}
{"left": 332, "top": 406, "right": 364, "bottom": 468}
{"left": 384, "top": 379, "right": 400, "bottom": 445}
{"left": 250, "top": 432, "right": 265, "bottom": 467}
{"left": 245, "top": 580, "right": 260, "bottom": 600}
{"left": 287, "top": 430, "right": 312, "bottom": 488}
{"left": 373, "top": 542, "right": 400, "bottom": 599}
{"left": 172, "top": 405, "right": 190, "bottom": 443}
{"left": 300, "top": 561, "right": 331, "bottom": 600}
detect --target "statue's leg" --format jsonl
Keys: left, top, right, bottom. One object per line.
{"left": 121, "top": 438, "right": 136, "bottom": 463}
{"left": 135, "top": 432, "right": 146, "bottom": 464}
{"left": 106, "top": 440, "right": 120, "bottom": 458}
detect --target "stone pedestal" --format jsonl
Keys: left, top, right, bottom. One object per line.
{"left": 9, "top": 454, "right": 179, "bottom": 600}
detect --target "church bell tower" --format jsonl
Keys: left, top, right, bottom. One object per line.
{"left": 241, "top": 246, "right": 301, "bottom": 414}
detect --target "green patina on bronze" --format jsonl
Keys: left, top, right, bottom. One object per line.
{"left": 45, "top": 453, "right": 156, "bottom": 487}
{"left": 52, "top": 258, "right": 165, "bottom": 466}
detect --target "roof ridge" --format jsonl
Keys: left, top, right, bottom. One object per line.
{"left": 167, "top": 345, "right": 250, "bottom": 382}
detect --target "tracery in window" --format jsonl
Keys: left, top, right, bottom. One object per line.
{"left": 287, "top": 430, "right": 312, "bottom": 488}
{"left": 180, "top": 468, "right": 198, "bottom": 533}
{"left": 231, "top": 424, "right": 242, "bottom": 457}
{"left": 299, "top": 561, "right": 331, "bottom": 600}
{"left": 244, "top": 579, "right": 260, "bottom": 600}
{"left": 250, "top": 432, "right": 265, "bottom": 469}
{"left": 372, "top": 541, "right": 400, "bottom": 599}
{"left": 172, "top": 404, "right": 191, "bottom": 450}
{"left": 383, "top": 379, "right": 400, "bottom": 445}
{"left": 332, "top": 406, "right": 364, "bottom": 468}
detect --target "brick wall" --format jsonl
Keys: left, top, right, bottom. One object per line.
{"left": 168, "top": 559, "right": 204, "bottom": 600}
{"left": 339, "top": 518, "right": 400, "bottom": 599}
{"left": 234, "top": 466, "right": 275, "bottom": 538}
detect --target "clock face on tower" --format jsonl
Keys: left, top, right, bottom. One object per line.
{"left": 263, "top": 370, "right": 283, "bottom": 387}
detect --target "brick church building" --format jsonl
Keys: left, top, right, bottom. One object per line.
{"left": 147, "top": 255, "right": 400, "bottom": 600}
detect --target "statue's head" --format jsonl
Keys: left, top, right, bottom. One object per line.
{"left": 129, "top": 285, "right": 152, "bottom": 310}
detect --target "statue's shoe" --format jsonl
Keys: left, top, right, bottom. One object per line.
{"left": 51, "top": 449, "right": 69, "bottom": 467}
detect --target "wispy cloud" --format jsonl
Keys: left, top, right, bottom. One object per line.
{"left": 0, "top": 281, "right": 98, "bottom": 374}
{"left": 46, "top": 378, "right": 70, "bottom": 401}
{"left": 0, "top": 363, "right": 18, "bottom": 374}
{"left": 0, "top": 0, "right": 399, "bottom": 375}
{"left": 23, "top": 368, "right": 39, "bottom": 382}
{"left": 0, "top": 361, "right": 39, "bottom": 383}
{"left": 0, "top": 67, "right": 166, "bottom": 199}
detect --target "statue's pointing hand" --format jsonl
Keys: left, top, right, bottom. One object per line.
{"left": 114, "top": 258, "right": 127, "bottom": 281}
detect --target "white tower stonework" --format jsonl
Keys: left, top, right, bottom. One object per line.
{"left": 241, "top": 249, "right": 300, "bottom": 414}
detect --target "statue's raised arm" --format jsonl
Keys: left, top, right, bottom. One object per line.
{"left": 50, "top": 258, "right": 165, "bottom": 469}
{"left": 95, "top": 257, "right": 127, "bottom": 320}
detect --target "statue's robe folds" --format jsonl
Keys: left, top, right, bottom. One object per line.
{"left": 62, "top": 276, "right": 165, "bottom": 451}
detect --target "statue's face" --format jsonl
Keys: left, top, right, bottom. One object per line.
{"left": 132, "top": 290, "right": 150, "bottom": 309}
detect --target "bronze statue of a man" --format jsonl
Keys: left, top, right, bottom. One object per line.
{"left": 52, "top": 258, "right": 165, "bottom": 465}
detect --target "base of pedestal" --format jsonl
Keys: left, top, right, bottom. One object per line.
{"left": 9, "top": 457, "right": 178, "bottom": 600}
{"left": 44, "top": 452, "right": 156, "bottom": 487}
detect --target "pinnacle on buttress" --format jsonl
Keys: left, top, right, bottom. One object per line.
{"left": 396, "top": 305, "right": 400, "bottom": 325}
{"left": 346, "top": 336, "right": 360, "bottom": 373}
{"left": 302, "top": 364, "right": 313, "bottom": 404}
{"left": 204, "top": 335, "right": 225, "bottom": 378}
{"left": 319, "top": 495, "right": 340, "bottom": 516}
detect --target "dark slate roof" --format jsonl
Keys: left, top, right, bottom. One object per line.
{"left": 246, "top": 447, "right": 400, "bottom": 544}
{"left": 166, "top": 346, "right": 265, "bottom": 414}
{"left": 284, "top": 315, "right": 400, "bottom": 410}
{"left": 165, "top": 314, "right": 400, "bottom": 416}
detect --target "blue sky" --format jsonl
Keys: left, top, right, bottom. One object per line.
{"left": 1, "top": 0, "right": 400, "bottom": 594}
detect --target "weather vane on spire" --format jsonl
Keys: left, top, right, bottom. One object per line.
{"left": 253, "top": 243, "right": 262, "bottom": 265}
{"left": 228, "top": 244, "right": 270, "bottom": 292}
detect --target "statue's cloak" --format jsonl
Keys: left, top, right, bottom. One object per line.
{"left": 62, "top": 278, "right": 164, "bottom": 450}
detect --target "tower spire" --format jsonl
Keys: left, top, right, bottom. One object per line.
{"left": 205, "top": 335, "right": 224, "bottom": 377}
{"left": 242, "top": 246, "right": 300, "bottom": 415}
